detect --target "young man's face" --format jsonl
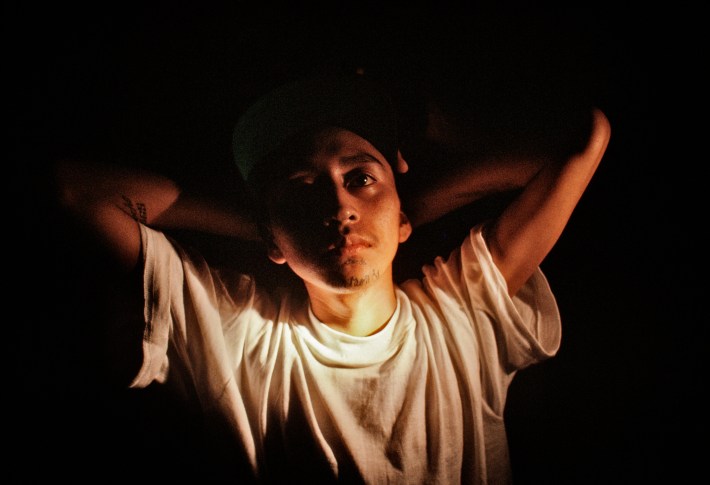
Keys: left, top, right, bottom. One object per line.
{"left": 264, "top": 128, "right": 412, "bottom": 293}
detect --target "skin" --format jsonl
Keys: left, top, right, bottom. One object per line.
{"left": 264, "top": 128, "right": 412, "bottom": 336}
{"left": 54, "top": 108, "right": 611, "bottom": 340}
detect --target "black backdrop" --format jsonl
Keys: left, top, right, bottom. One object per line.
{"left": 12, "top": 2, "right": 702, "bottom": 483}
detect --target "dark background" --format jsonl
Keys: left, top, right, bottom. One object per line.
{"left": 12, "top": 1, "right": 702, "bottom": 483}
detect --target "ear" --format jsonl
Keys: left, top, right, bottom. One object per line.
{"left": 398, "top": 211, "right": 412, "bottom": 243}
{"left": 396, "top": 150, "right": 409, "bottom": 174}
{"left": 261, "top": 222, "right": 287, "bottom": 264}
{"left": 268, "top": 244, "right": 287, "bottom": 264}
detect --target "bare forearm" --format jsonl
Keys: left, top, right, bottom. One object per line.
{"left": 54, "top": 160, "right": 260, "bottom": 271}
{"left": 153, "top": 193, "right": 260, "bottom": 241}
{"left": 56, "top": 160, "right": 181, "bottom": 225}
{"left": 56, "top": 160, "right": 258, "bottom": 236}
{"left": 406, "top": 156, "right": 545, "bottom": 228}
{"left": 487, "top": 108, "right": 611, "bottom": 295}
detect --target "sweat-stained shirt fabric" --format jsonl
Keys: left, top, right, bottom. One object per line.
{"left": 130, "top": 223, "right": 561, "bottom": 484}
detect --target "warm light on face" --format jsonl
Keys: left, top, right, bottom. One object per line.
{"left": 265, "top": 128, "right": 411, "bottom": 293}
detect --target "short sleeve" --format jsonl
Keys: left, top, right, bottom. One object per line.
{"left": 129, "top": 224, "right": 182, "bottom": 388}
{"left": 421, "top": 225, "right": 561, "bottom": 370}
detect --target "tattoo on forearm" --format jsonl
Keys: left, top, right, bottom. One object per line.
{"left": 121, "top": 195, "right": 147, "bottom": 224}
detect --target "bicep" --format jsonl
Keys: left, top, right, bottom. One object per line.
{"left": 54, "top": 159, "right": 179, "bottom": 273}
{"left": 87, "top": 200, "right": 143, "bottom": 272}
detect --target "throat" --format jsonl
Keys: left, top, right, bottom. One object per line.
{"left": 308, "top": 285, "right": 397, "bottom": 337}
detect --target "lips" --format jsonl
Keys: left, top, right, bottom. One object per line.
{"left": 326, "top": 235, "right": 372, "bottom": 253}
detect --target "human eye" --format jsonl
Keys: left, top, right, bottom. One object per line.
{"left": 345, "top": 171, "right": 376, "bottom": 188}
{"left": 286, "top": 172, "right": 317, "bottom": 187}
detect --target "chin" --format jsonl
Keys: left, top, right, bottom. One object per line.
{"left": 328, "top": 266, "right": 382, "bottom": 290}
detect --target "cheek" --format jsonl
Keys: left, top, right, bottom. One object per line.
{"left": 271, "top": 226, "right": 304, "bottom": 256}
{"left": 267, "top": 197, "right": 325, "bottom": 245}
{"left": 371, "top": 203, "right": 405, "bottom": 249}
{"left": 270, "top": 227, "right": 325, "bottom": 277}
{"left": 270, "top": 201, "right": 318, "bottom": 231}
{"left": 371, "top": 192, "right": 402, "bottom": 229}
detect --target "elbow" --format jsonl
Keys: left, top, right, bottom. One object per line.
{"left": 53, "top": 159, "right": 108, "bottom": 215}
{"left": 590, "top": 108, "right": 612, "bottom": 156}
{"left": 54, "top": 160, "right": 83, "bottom": 210}
{"left": 594, "top": 107, "right": 611, "bottom": 135}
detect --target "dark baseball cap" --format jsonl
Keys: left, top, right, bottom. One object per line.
{"left": 232, "top": 71, "right": 399, "bottom": 190}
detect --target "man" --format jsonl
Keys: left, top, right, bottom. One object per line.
{"left": 54, "top": 72, "right": 610, "bottom": 483}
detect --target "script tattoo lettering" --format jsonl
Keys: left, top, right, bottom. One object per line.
{"left": 346, "top": 269, "right": 380, "bottom": 288}
{"left": 121, "top": 195, "right": 147, "bottom": 224}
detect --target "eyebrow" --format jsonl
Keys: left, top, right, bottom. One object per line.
{"left": 284, "top": 152, "right": 385, "bottom": 181}
{"left": 339, "top": 152, "right": 384, "bottom": 168}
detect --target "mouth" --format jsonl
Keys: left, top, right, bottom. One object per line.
{"left": 326, "top": 235, "right": 372, "bottom": 255}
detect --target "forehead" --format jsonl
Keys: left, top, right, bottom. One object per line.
{"left": 282, "top": 127, "right": 389, "bottom": 172}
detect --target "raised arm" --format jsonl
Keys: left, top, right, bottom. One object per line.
{"left": 487, "top": 108, "right": 611, "bottom": 295}
{"left": 404, "top": 108, "right": 610, "bottom": 296}
{"left": 405, "top": 154, "right": 546, "bottom": 229}
{"left": 54, "top": 160, "right": 260, "bottom": 273}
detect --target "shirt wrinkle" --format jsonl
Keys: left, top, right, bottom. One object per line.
{"left": 135, "top": 223, "right": 561, "bottom": 484}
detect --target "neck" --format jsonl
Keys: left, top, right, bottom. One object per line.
{"left": 306, "top": 275, "right": 398, "bottom": 337}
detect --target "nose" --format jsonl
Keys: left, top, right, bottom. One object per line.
{"left": 323, "top": 187, "right": 359, "bottom": 230}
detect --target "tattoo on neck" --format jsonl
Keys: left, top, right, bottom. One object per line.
{"left": 121, "top": 195, "right": 147, "bottom": 224}
{"left": 346, "top": 269, "right": 380, "bottom": 288}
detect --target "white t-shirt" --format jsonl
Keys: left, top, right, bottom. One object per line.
{"left": 132, "top": 224, "right": 561, "bottom": 484}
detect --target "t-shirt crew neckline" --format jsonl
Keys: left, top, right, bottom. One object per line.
{"left": 303, "top": 297, "right": 402, "bottom": 367}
